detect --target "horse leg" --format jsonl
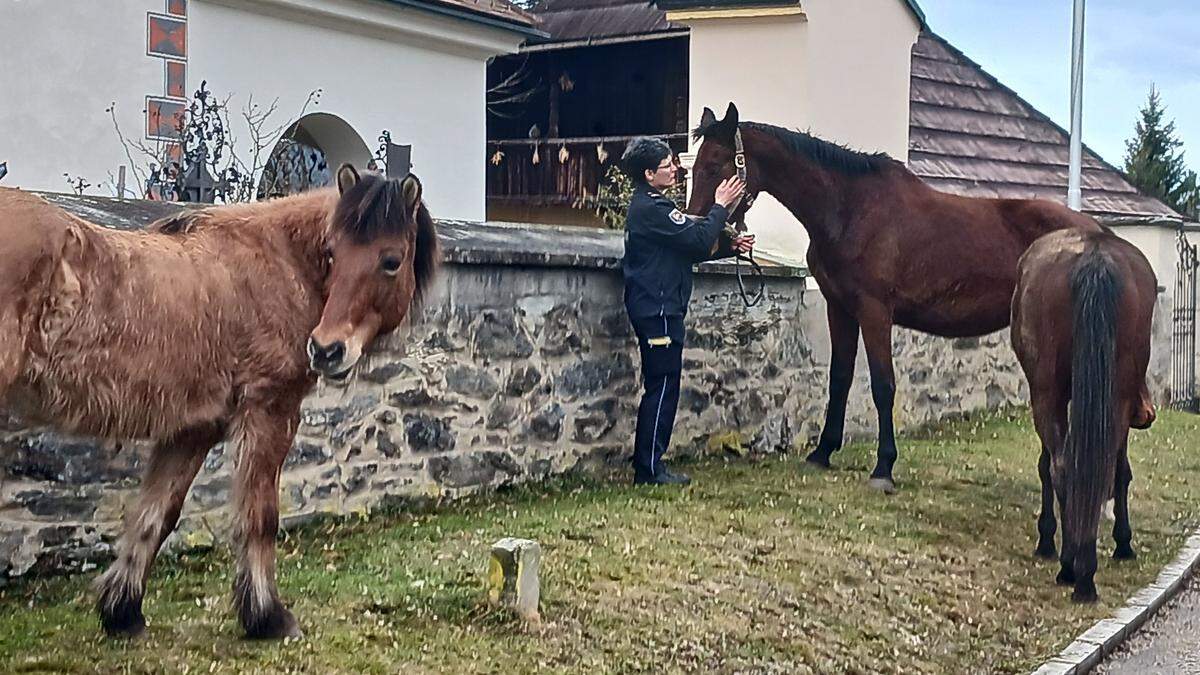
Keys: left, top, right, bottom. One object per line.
{"left": 0, "top": 307, "right": 26, "bottom": 400}
{"left": 95, "top": 423, "right": 223, "bottom": 637}
{"left": 858, "top": 303, "right": 898, "bottom": 493}
{"left": 1030, "top": 392, "right": 1066, "bottom": 559}
{"left": 1053, "top": 469, "right": 1076, "bottom": 586}
{"left": 1035, "top": 446, "right": 1058, "bottom": 559}
{"left": 1113, "top": 434, "right": 1136, "bottom": 560}
{"left": 230, "top": 394, "right": 304, "bottom": 639}
{"left": 806, "top": 300, "right": 860, "bottom": 468}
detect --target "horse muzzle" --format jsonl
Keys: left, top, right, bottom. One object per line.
{"left": 307, "top": 337, "right": 354, "bottom": 382}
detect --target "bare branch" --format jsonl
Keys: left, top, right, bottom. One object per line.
{"left": 107, "top": 102, "right": 151, "bottom": 192}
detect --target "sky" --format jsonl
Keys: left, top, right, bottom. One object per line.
{"left": 916, "top": 0, "right": 1200, "bottom": 171}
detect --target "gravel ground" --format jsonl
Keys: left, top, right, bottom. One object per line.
{"left": 1098, "top": 578, "right": 1200, "bottom": 674}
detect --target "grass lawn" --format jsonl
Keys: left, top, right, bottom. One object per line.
{"left": 3, "top": 408, "right": 1200, "bottom": 674}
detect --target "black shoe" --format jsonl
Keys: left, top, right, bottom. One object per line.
{"left": 634, "top": 467, "right": 691, "bottom": 486}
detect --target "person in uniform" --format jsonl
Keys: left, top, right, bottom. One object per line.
{"left": 620, "top": 137, "right": 752, "bottom": 486}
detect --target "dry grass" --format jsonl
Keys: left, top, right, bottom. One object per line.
{"left": 3, "top": 408, "right": 1200, "bottom": 674}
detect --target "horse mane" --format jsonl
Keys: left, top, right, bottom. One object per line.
{"left": 332, "top": 172, "right": 415, "bottom": 244}
{"left": 149, "top": 174, "right": 440, "bottom": 308}
{"left": 152, "top": 209, "right": 206, "bottom": 234}
{"left": 411, "top": 201, "right": 439, "bottom": 309}
{"left": 692, "top": 121, "right": 897, "bottom": 175}
{"left": 331, "top": 172, "right": 441, "bottom": 309}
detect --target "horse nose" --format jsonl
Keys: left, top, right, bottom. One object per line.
{"left": 307, "top": 337, "right": 346, "bottom": 369}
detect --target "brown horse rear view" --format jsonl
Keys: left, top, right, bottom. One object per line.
{"left": 0, "top": 164, "right": 438, "bottom": 638}
{"left": 1011, "top": 229, "right": 1156, "bottom": 602}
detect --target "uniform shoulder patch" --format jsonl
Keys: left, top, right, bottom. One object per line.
{"left": 669, "top": 208, "right": 686, "bottom": 225}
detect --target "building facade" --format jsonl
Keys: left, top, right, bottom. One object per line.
{"left": 0, "top": 0, "right": 536, "bottom": 220}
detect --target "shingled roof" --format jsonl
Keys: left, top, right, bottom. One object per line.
{"left": 530, "top": 0, "right": 680, "bottom": 43}
{"left": 388, "top": 0, "right": 539, "bottom": 34}
{"left": 909, "top": 32, "right": 1182, "bottom": 222}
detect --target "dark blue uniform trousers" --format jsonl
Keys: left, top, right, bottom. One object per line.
{"left": 630, "top": 314, "right": 686, "bottom": 480}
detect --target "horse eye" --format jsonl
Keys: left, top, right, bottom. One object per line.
{"left": 380, "top": 257, "right": 402, "bottom": 276}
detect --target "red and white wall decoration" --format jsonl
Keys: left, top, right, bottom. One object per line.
{"left": 145, "top": 0, "right": 187, "bottom": 161}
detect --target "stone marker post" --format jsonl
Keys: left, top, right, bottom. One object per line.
{"left": 488, "top": 538, "right": 541, "bottom": 622}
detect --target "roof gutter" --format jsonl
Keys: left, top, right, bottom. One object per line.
{"left": 1096, "top": 214, "right": 1187, "bottom": 229}
{"left": 522, "top": 29, "right": 689, "bottom": 52}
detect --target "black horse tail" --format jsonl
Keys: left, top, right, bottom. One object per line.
{"left": 1064, "top": 247, "right": 1121, "bottom": 555}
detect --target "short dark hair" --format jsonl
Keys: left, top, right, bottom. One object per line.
{"left": 621, "top": 137, "right": 672, "bottom": 182}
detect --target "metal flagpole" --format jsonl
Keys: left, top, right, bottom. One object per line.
{"left": 1067, "top": 0, "right": 1086, "bottom": 211}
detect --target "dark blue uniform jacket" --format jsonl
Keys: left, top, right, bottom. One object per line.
{"left": 621, "top": 188, "right": 734, "bottom": 319}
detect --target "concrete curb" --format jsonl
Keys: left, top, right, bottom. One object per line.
{"left": 1030, "top": 528, "right": 1200, "bottom": 675}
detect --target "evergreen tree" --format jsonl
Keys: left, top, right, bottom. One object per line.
{"left": 1179, "top": 170, "right": 1199, "bottom": 220}
{"left": 1124, "top": 86, "right": 1192, "bottom": 217}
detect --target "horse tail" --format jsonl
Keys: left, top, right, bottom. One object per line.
{"left": 1064, "top": 247, "right": 1121, "bottom": 551}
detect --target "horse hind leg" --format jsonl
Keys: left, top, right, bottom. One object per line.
{"left": 95, "top": 423, "right": 223, "bottom": 637}
{"left": 229, "top": 394, "right": 304, "bottom": 640}
{"left": 1030, "top": 393, "right": 1066, "bottom": 560}
{"left": 1112, "top": 432, "right": 1136, "bottom": 560}
{"left": 1035, "top": 446, "right": 1058, "bottom": 559}
{"left": 1053, "top": 472, "right": 1076, "bottom": 587}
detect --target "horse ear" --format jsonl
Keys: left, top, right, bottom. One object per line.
{"left": 722, "top": 102, "right": 740, "bottom": 129}
{"left": 401, "top": 173, "right": 422, "bottom": 213}
{"left": 336, "top": 163, "right": 359, "bottom": 195}
{"left": 699, "top": 107, "right": 717, "bottom": 131}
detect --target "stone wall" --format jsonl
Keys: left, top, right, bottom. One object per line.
{"left": 0, "top": 195, "right": 1178, "bottom": 577}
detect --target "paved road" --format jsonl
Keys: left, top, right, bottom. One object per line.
{"left": 1098, "top": 578, "right": 1200, "bottom": 674}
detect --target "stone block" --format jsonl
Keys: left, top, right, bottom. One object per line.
{"left": 488, "top": 538, "right": 541, "bottom": 622}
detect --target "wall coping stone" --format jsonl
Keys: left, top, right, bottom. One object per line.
{"left": 31, "top": 191, "right": 810, "bottom": 280}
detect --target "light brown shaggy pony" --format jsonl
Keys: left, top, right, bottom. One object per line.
{"left": 0, "top": 164, "right": 438, "bottom": 639}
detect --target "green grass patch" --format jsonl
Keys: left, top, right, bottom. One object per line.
{"left": 3, "top": 408, "right": 1200, "bottom": 674}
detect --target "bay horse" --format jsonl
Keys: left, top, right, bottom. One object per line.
{"left": 686, "top": 103, "right": 1155, "bottom": 493}
{"left": 0, "top": 164, "right": 438, "bottom": 638}
{"left": 1012, "top": 229, "right": 1156, "bottom": 602}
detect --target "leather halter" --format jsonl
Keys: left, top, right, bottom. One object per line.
{"left": 724, "top": 126, "right": 764, "bottom": 308}
{"left": 729, "top": 127, "right": 757, "bottom": 216}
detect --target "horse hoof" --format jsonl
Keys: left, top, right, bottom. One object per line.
{"left": 1071, "top": 586, "right": 1099, "bottom": 603}
{"left": 99, "top": 595, "right": 147, "bottom": 639}
{"left": 804, "top": 451, "right": 832, "bottom": 469}
{"left": 1056, "top": 569, "right": 1076, "bottom": 586}
{"left": 1034, "top": 544, "right": 1057, "bottom": 560}
{"left": 867, "top": 477, "right": 897, "bottom": 494}
{"left": 244, "top": 605, "right": 303, "bottom": 640}
{"left": 101, "top": 614, "right": 147, "bottom": 639}
{"left": 1114, "top": 546, "right": 1137, "bottom": 561}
